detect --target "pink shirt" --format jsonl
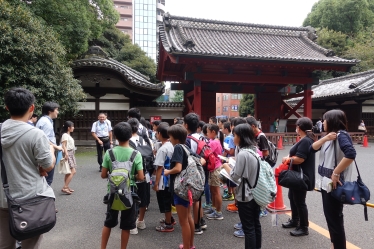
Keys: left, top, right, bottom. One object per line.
{"left": 209, "top": 139, "right": 223, "bottom": 169}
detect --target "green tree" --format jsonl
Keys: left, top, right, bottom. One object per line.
{"left": 21, "top": 0, "right": 119, "bottom": 59}
{"left": 239, "top": 94, "right": 255, "bottom": 117}
{"left": 171, "top": 91, "right": 184, "bottom": 102}
{"left": 0, "top": 0, "right": 86, "bottom": 120}
{"left": 116, "top": 43, "right": 157, "bottom": 83}
{"left": 303, "top": 0, "right": 374, "bottom": 36}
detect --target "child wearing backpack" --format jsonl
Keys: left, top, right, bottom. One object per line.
{"left": 127, "top": 118, "right": 152, "bottom": 234}
{"left": 164, "top": 124, "right": 204, "bottom": 249}
{"left": 204, "top": 124, "right": 224, "bottom": 220}
{"left": 222, "top": 124, "right": 262, "bottom": 249}
{"left": 153, "top": 122, "right": 175, "bottom": 232}
{"left": 100, "top": 122, "right": 144, "bottom": 249}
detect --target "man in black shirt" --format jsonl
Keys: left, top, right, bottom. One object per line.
{"left": 246, "top": 117, "right": 269, "bottom": 158}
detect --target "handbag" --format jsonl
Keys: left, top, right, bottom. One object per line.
{"left": 331, "top": 138, "right": 370, "bottom": 221}
{"left": 358, "top": 125, "right": 366, "bottom": 131}
{"left": 278, "top": 159, "right": 310, "bottom": 190}
{"left": 0, "top": 125, "right": 56, "bottom": 241}
{"left": 58, "top": 158, "right": 71, "bottom": 174}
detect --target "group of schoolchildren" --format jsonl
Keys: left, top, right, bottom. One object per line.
{"left": 100, "top": 108, "right": 271, "bottom": 249}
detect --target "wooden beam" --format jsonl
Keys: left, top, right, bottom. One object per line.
{"left": 284, "top": 99, "right": 303, "bottom": 119}
{"left": 193, "top": 73, "right": 314, "bottom": 84}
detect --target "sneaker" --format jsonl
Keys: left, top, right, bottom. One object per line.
{"left": 222, "top": 192, "right": 229, "bottom": 199}
{"left": 233, "top": 229, "right": 245, "bottom": 238}
{"left": 171, "top": 205, "right": 177, "bottom": 214}
{"left": 204, "top": 207, "right": 215, "bottom": 215}
{"left": 156, "top": 224, "right": 174, "bottom": 232}
{"left": 130, "top": 227, "right": 138, "bottom": 235}
{"left": 259, "top": 210, "right": 268, "bottom": 218}
{"left": 206, "top": 211, "right": 224, "bottom": 220}
{"left": 222, "top": 193, "right": 234, "bottom": 201}
{"left": 194, "top": 224, "right": 203, "bottom": 235}
{"left": 226, "top": 204, "right": 238, "bottom": 213}
{"left": 234, "top": 222, "right": 242, "bottom": 230}
{"left": 227, "top": 202, "right": 236, "bottom": 207}
{"left": 200, "top": 218, "right": 207, "bottom": 230}
{"left": 159, "top": 217, "right": 177, "bottom": 226}
{"left": 202, "top": 203, "right": 212, "bottom": 210}
{"left": 136, "top": 219, "right": 146, "bottom": 230}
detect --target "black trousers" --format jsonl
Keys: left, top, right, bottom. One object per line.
{"left": 288, "top": 188, "right": 308, "bottom": 227}
{"left": 321, "top": 190, "right": 346, "bottom": 249}
{"left": 96, "top": 140, "right": 110, "bottom": 167}
{"left": 237, "top": 199, "right": 262, "bottom": 249}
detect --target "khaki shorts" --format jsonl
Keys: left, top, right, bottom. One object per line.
{"left": 208, "top": 167, "right": 221, "bottom": 187}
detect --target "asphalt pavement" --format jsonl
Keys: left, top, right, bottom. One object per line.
{"left": 40, "top": 144, "right": 374, "bottom": 249}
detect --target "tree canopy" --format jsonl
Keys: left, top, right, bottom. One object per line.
{"left": 22, "top": 0, "right": 119, "bottom": 60}
{"left": 0, "top": 0, "right": 86, "bottom": 120}
{"left": 239, "top": 94, "right": 255, "bottom": 117}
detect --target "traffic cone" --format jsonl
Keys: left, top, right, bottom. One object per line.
{"left": 296, "top": 136, "right": 300, "bottom": 143}
{"left": 267, "top": 166, "right": 286, "bottom": 211}
{"left": 277, "top": 136, "right": 284, "bottom": 150}
{"left": 362, "top": 135, "right": 369, "bottom": 147}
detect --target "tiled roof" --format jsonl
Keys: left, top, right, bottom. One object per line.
{"left": 159, "top": 13, "right": 357, "bottom": 65}
{"left": 73, "top": 46, "right": 164, "bottom": 93}
{"left": 288, "top": 70, "right": 374, "bottom": 103}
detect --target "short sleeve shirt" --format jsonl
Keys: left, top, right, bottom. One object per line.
{"left": 209, "top": 139, "right": 222, "bottom": 168}
{"left": 256, "top": 133, "right": 269, "bottom": 152}
{"left": 91, "top": 121, "right": 112, "bottom": 137}
{"left": 289, "top": 137, "right": 315, "bottom": 191}
{"left": 102, "top": 146, "right": 143, "bottom": 186}
{"left": 154, "top": 141, "right": 174, "bottom": 187}
{"left": 61, "top": 133, "right": 75, "bottom": 150}
{"left": 35, "top": 116, "right": 56, "bottom": 144}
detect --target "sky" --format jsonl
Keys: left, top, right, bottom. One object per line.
{"left": 165, "top": 0, "right": 318, "bottom": 27}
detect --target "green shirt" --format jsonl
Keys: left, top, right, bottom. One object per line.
{"left": 102, "top": 146, "right": 143, "bottom": 186}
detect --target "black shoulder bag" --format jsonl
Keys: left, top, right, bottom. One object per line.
{"left": 278, "top": 158, "right": 310, "bottom": 190}
{"left": 0, "top": 124, "right": 56, "bottom": 240}
{"left": 331, "top": 132, "right": 370, "bottom": 221}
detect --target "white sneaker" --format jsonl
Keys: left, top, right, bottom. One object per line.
{"left": 136, "top": 219, "right": 146, "bottom": 230}
{"left": 130, "top": 227, "right": 138, "bottom": 235}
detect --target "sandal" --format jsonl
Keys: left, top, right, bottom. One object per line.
{"left": 61, "top": 188, "right": 72, "bottom": 195}
{"left": 68, "top": 188, "right": 74, "bottom": 192}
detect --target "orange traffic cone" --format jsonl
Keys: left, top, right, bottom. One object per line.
{"left": 296, "top": 136, "right": 300, "bottom": 143}
{"left": 362, "top": 135, "right": 369, "bottom": 147}
{"left": 277, "top": 136, "right": 284, "bottom": 150}
{"left": 267, "top": 166, "right": 286, "bottom": 211}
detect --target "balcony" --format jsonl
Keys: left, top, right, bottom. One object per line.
{"left": 157, "top": 15, "right": 163, "bottom": 22}
{"left": 116, "top": 20, "right": 132, "bottom": 28}
{"left": 117, "top": 8, "right": 132, "bottom": 16}
{"left": 157, "top": 2, "right": 165, "bottom": 12}
{"left": 114, "top": 0, "right": 132, "bottom": 4}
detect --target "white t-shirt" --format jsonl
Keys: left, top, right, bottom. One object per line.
{"left": 61, "top": 133, "right": 75, "bottom": 150}
{"left": 130, "top": 135, "right": 147, "bottom": 147}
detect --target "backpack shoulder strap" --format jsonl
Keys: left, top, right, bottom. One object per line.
{"left": 188, "top": 135, "right": 199, "bottom": 143}
{"left": 181, "top": 144, "right": 190, "bottom": 156}
{"left": 139, "top": 136, "right": 144, "bottom": 146}
{"left": 108, "top": 149, "right": 116, "bottom": 162}
{"left": 129, "top": 140, "right": 137, "bottom": 150}
{"left": 130, "top": 150, "right": 138, "bottom": 163}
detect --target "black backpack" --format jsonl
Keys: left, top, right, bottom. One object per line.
{"left": 137, "top": 128, "right": 152, "bottom": 146}
{"left": 129, "top": 137, "right": 154, "bottom": 172}
{"left": 257, "top": 132, "right": 278, "bottom": 167}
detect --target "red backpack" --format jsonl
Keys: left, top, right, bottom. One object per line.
{"left": 188, "top": 136, "right": 217, "bottom": 172}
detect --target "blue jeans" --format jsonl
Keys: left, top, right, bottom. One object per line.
{"left": 204, "top": 170, "right": 211, "bottom": 204}
{"left": 45, "top": 166, "right": 55, "bottom": 186}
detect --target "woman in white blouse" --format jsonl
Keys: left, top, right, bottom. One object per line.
{"left": 61, "top": 121, "right": 77, "bottom": 194}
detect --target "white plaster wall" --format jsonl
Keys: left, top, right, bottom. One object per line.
{"left": 101, "top": 94, "right": 129, "bottom": 100}
{"left": 100, "top": 102, "right": 130, "bottom": 110}
{"left": 78, "top": 102, "right": 95, "bottom": 110}
{"left": 362, "top": 106, "right": 374, "bottom": 113}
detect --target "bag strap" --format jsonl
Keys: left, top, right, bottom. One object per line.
{"left": 130, "top": 150, "right": 138, "bottom": 163}
{"left": 129, "top": 140, "right": 137, "bottom": 150}
{"left": 108, "top": 149, "right": 116, "bottom": 162}
{"left": 0, "top": 124, "right": 8, "bottom": 187}
{"left": 240, "top": 148, "right": 260, "bottom": 189}
{"left": 181, "top": 144, "right": 191, "bottom": 156}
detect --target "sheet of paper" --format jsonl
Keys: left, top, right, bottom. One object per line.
{"left": 229, "top": 157, "right": 236, "bottom": 168}
{"left": 224, "top": 142, "right": 230, "bottom": 150}
{"left": 219, "top": 169, "right": 240, "bottom": 185}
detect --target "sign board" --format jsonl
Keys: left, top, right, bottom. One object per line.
{"left": 150, "top": 116, "right": 162, "bottom": 123}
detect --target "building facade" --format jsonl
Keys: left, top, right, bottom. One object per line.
{"left": 216, "top": 93, "right": 243, "bottom": 118}
{"left": 114, "top": 0, "right": 165, "bottom": 61}
{"left": 113, "top": 0, "right": 133, "bottom": 39}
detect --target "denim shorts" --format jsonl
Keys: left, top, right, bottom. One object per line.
{"left": 173, "top": 193, "right": 190, "bottom": 208}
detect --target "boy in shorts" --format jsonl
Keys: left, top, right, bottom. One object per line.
{"left": 153, "top": 122, "right": 175, "bottom": 232}
{"left": 100, "top": 122, "right": 144, "bottom": 249}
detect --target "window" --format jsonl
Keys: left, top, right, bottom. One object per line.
{"left": 144, "top": 16, "right": 148, "bottom": 23}
{"left": 217, "top": 97, "right": 220, "bottom": 102}
{"left": 223, "top": 95, "right": 228, "bottom": 101}
{"left": 232, "top": 94, "right": 238, "bottom": 99}
{"left": 144, "top": 4, "right": 148, "bottom": 10}
{"left": 231, "top": 105, "right": 238, "bottom": 111}
{"left": 217, "top": 107, "right": 220, "bottom": 113}
{"left": 223, "top": 106, "right": 228, "bottom": 112}
{"left": 121, "top": 18, "right": 128, "bottom": 21}
{"left": 238, "top": 94, "right": 243, "bottom": 99}
{"left": 120, "top": 5, "right": 129, "bottom": 9}
{"left": 143, "top": 28, "right": 148, "bottom": 35}
{"left": 143, "top": 41, "right": 148, "bottom": 47}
